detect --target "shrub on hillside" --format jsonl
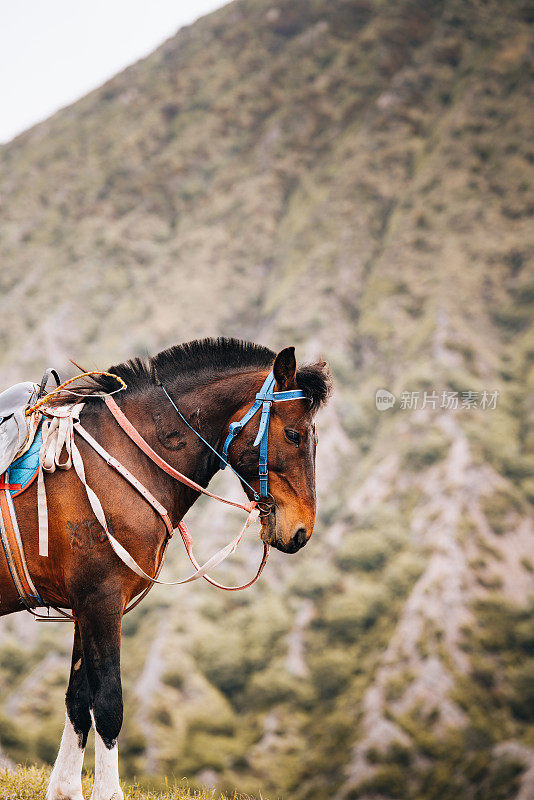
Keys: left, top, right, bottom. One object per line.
{"left": 0, "top": 714, "right": 25, "bottom": 762}
{"left": 481, "top": 488, "right": 524, "bottom": 535}
{"left": 335, "top": 530, "right": 391, "bottom": 572}
{"left": 309, "top": 650, "right": 353, "bottom": 699}
{"left": 246, "top": 661, "right": 301, "bottom": 708}
{"left": 322, "top": 582, "right": 387, "bottom": 641}
{"left": 194, "top": 629, "right": 249, "bottom": 696}
{"left": 288, "top": 560, "right": 339, "bottom": 598}
{"left": 194, "top": 597, "right": 290, "bottom": 697}
{"left": 0, "top": 641, "right": 31, "bottom": 679}
{"left": 384, "top": 551, "right": 425, "bottom": 595}
{"left": 507, "top": 659, "right": 534, "bottom": 722}
{"left": 402, "top": 431, "right": 449, "bottom": 471}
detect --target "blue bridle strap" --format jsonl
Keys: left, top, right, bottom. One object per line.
{"left": 221, "top": 371, "right": 307, "bottom": 499}
{"left": 221, "top": 372, "right": 273, "bottom": 464}
{"left": 160, "top": 371, "right": 307, "bottom": 502}
{"left": 159, "top": 382, "right": 261, "bottom": 500}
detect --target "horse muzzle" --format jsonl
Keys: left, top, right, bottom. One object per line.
{"left": 260, "top": 506, "right": 311, "bottom": 553}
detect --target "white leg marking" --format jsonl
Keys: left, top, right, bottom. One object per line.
{"left": 47, "top": 714, "right": 85, "bottom": 800}
{"left": 90, "top": 711, "right": 123, "bottom": 800}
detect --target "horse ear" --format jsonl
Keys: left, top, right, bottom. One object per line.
{"left": 273, "top": 346, "right": 297, "bottom": 389}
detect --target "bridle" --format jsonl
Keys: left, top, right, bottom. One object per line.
{"left": 93, "top": 369, "right": 308, "bottom": 592}
{"left": 221, "top": 370, "right": 307, "bottom": 498}
{"left": 95, "top": 370, "right": 308, "bottom": 593}
{"left": 159, "top": 369, "right": 307, "bottom": 510}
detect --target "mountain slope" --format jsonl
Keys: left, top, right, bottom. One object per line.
{"left": 0, "top": 1, "right": 533, "bottom": 798}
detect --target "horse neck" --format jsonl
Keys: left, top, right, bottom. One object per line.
{"left": 118, "top": 369, "right": 264, "bottom": 521}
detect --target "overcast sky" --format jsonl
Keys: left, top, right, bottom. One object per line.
{"left": 0, "top": 0, "right": 228, "bottom": 143}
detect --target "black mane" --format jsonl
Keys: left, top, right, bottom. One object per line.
{"left": 86, "top": 337, "right": 331, "bottom": 411}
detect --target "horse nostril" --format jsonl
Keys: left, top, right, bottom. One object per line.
{"left": 293, "top": 527, "right": 307, "bottom": 550}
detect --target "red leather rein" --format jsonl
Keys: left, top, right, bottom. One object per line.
{"left": 103, "top": 397, "right": 269, "bottom": 591}
{"left": 104, "top": 397, "right": 256, "bottom": 513}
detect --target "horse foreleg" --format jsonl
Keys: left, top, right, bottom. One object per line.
{"left": 78, "top": 598, "right": 124, "bottom": 800}
{"left": 48, "top": 623, "right": 91, "bottom": 800}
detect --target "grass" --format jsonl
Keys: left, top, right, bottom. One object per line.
{"left": 0, "top": 766, "right": 261, "bottom": 800}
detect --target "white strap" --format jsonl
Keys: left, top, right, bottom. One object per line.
{"left": 69, "top": 427, "right": 260, "bottom": 584}
{"left": 105, "top": 508, "right": 259, "bottom": 585}
{"left": 37, "top": 404, "right": 83, "bottom": 556}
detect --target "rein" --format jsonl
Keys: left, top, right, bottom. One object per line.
{"left": 103, "top": 397, "right": 256, "bottom": 514}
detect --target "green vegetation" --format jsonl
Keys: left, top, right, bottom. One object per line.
{"left": 361, "top": 596, "right": 534, "bottom": 800}
{"left": 354, "top": 724, "right": 525, "bottom": 800}
{"left": 402, "top": 430, "right": 450, "bottom": 472}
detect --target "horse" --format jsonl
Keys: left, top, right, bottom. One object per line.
{"left": 0, "top": 338, "right": 331, "bottom": 800}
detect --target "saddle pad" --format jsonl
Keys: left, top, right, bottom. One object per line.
{"left": 9, "top": 421, "right": 43, "bottom": 497}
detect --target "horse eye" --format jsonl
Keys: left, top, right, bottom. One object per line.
{"left": 284, "top": 428, "right": 301, "bottom": 446}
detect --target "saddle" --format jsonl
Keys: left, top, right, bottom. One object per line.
{"left": 0, "top": 382, "right": 39, "bottom": 477}
{"left": 0, "top": 369, "right": 61, "bottom": 478}
{"left": 0, "top": 369, "right": 62, "bottom": 614}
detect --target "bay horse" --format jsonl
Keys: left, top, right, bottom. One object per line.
{"left": 0, "top": 338, "right": 330, "bottom": 800}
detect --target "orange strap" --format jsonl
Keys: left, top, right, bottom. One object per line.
{"left": 178, "top": 520, "right": 269, "bottom": 591}
{"left": 104, "top": 396, "right": 256, "bottom": 514}
{"left": 0, "top": 477, "right": 41, "bottom": 605}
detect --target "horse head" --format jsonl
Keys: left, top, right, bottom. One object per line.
{"left": 227, "top": 347, "right": 331, "bottom": 554}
